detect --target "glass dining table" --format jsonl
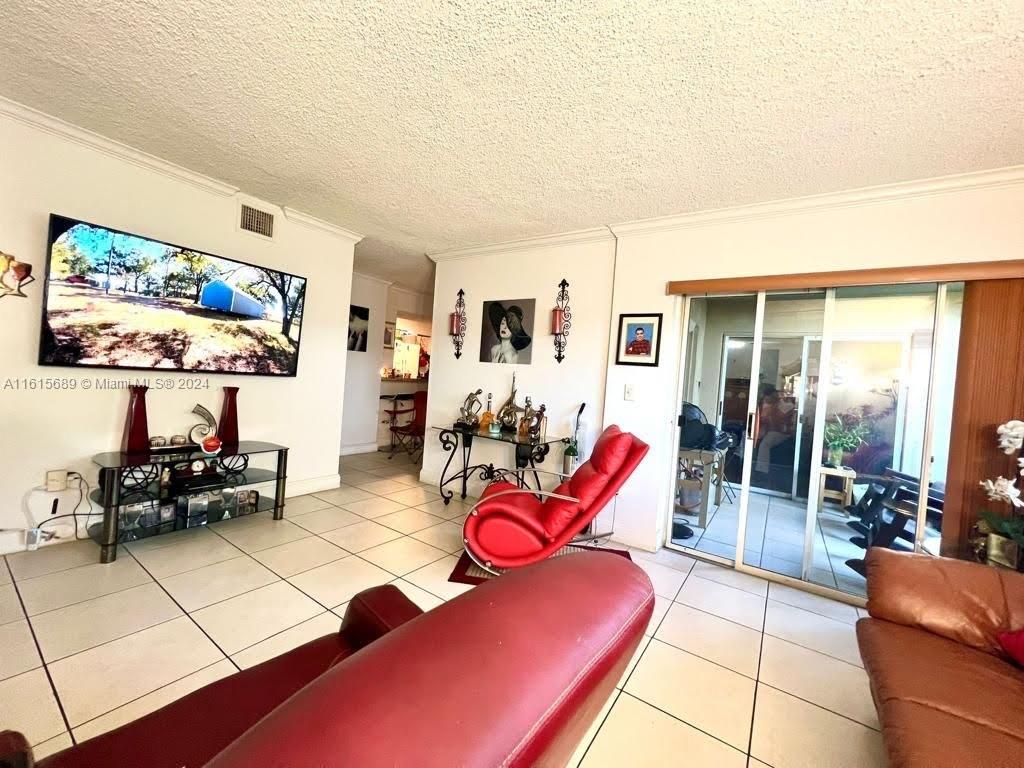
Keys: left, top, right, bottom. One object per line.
{"left": 432, "top": 425, "right": 569, "bottom": 505}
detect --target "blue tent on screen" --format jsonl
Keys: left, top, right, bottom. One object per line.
{"left": 199, "top": 279, "right": 265, "bottom": 318}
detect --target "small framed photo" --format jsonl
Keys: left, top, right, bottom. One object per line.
{"left": 615, "top": 313, "right": 662, "bottom": 367}
{"left": 384, "top": 321, "right": 396, "bottom": 349}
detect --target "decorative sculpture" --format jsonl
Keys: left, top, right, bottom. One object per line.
{"left": 457, "top": 388, "right": 484, "bottom": 428}
{"left": 497, "top": 373, "right": 524, "bottom": 432}
{"left": 528, "top": 403, "right": 547, "bottom": 440}
{"left": 188, "top": 404, "right": 218, "bottom": 445}
{"left": 0, "top": 251, "right": 35, "bottom": 299}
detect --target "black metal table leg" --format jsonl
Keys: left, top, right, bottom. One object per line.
{"left": 99, "top": 467, "right": 121, "bottom": 563}
{"left": 274, "top": 449, "right": 288, "bottom": 520}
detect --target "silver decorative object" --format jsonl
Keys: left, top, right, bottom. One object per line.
{"left": 457, "top": 389, "right": 484, "bottom": 428}
{"left": 188, "top": 404, "right": 218, "bottom": 445}
{"left": 527, "top": 403, "right": 547, "bottom": 440}
{"left": 497, "top": 373, "right": 524, "bottom": 431}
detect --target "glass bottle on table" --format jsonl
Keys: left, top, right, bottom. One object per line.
{"left": 479, "top": 393, "right": 494, "bottom": 432}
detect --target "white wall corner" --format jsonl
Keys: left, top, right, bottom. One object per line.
{"left": 283, "top": 207, "right": 363, "bottom": 244}
{"left": 0, "top": 95, "right": 240, "bottom": 197}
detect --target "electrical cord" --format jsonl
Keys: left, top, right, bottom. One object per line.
{"left": 16, "top": 473, "right": 98, "bottom": 541}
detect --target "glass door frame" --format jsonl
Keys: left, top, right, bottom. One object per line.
{"left": 667, "top": 283, "right": 954, "bottom": 604}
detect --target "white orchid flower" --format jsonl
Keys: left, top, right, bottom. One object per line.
{"left": 1019, "top": 457, "right": 1024, "bottom": 478}
{"left": 980, "top": 476, "right": 1024, "bottom": 508}
{"left": 996, "top": 420, "right": 1024, "bottom": 455}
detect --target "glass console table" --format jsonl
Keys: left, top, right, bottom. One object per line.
{"left": 433, "top": 425, "right": 568, "bottom": 505}
{"left": 89, "top": 440, "right": 288, "bottom": 563}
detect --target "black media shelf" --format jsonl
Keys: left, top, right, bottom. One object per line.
{"left": 90, "top": 441, "right": 288, "bottom": 563}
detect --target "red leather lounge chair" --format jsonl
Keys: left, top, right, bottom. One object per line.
{"left": 0, "top": 552, "right": 653, "bottom": 768}
{"left": 463, "top": 425, "right": 649, "bottom": 573}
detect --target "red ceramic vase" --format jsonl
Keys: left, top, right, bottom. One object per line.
{"left": 121, "top": 385, "right": 150, "bottom": 453}
{"left": 219, "top": 386, "right": 240, "bottom": 446}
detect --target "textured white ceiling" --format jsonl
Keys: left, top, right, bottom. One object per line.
{"left": 1, "top": 1, "right": 1022, "bottom": 292}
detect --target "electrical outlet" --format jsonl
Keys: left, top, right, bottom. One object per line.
{"left": 624, "top": 383, "right": 635, "bottom": 402}
{"left": 45, "top": 470, "right": 68, "bottom": 492}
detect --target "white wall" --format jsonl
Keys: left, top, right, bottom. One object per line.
{"left": 340, "top": 272, "right": 391, "bottom": 454}
{"left": 0, "top": 103, "right": 360, "bottom": 553}
{"left": 422, "top": 233, "right": 616, "bottom": 522}
{"left": 604, "top": 173, "right": 1024, "bottom": 549}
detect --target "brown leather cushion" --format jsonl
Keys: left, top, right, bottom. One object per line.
{"left": 38, "top": 633, "right": 352, "bottom": 768}
{"left": 878, "top": 698, "right": 1024, "bottom": 768}
{"left": 859, "top": 618, "right": 1024, "bottom": 751}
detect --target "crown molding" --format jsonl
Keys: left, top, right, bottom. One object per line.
{"left": 0, "top": 96, "right": 240, "bottom": 197}
{"left": 610, "top": 165, "right": 1024, "bottom": 237}
{"left": 352, "top": 270, "right": 393, "bottom": 288}
{"left": 428, "top": 227, "right": 613, "bottom": 262}
{"left": 283, "top": 207, "right": 363, "bottom": 244}
{"left": 388, "top": 283, "right": 432, "bottom": 298}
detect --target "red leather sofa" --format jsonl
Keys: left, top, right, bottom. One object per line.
{"left": 464, "top": 425, "right": 649, "bottom": 571}
{"left": 2, "top": 551, "right": 653, "bottom": 768}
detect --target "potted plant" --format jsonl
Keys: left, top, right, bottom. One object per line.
{"left": 977, "top": 420, "right": 1024, "bottom": 570}
{"left": 823, "top": 413, "right": 869, "bottom": 467}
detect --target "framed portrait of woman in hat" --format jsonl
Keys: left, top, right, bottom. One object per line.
{"left": 480, "top": 299, "right": 535, "bottom": 364}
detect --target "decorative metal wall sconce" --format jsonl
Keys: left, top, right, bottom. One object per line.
{"left": 449, "top": 288, "right": 467, "bottom": 359}
{"left": 551, "top": 278, "right": 571, "bottom": 363}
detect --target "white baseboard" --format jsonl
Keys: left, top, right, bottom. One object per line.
{"left": 340, "top": 442, "right": 381, "bottom": 456}
{"left": 0, "top": 472, "right": 343, "bottom": 556}
{"left": 285, "top": 473, "right": 341, "bottom": 497}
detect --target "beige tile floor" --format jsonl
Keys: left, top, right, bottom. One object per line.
{"left": 0, "top": 450, "right": 886, "bottom": 767}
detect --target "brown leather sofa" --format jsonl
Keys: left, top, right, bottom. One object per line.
{"left": 1, "top": 551, "right": 653, "bottom": 768}
{"left": 858, "top": 547, "right": 1024, "bottom": 768}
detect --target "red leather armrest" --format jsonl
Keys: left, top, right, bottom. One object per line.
{"left": 0, "top": 730, "right": 33, "bottom": 768}
{"left": 340, "top": 585, "right": 424, "bottom": 650}
{"left": 206, "top": 553, "right": 653, "bottom": 768}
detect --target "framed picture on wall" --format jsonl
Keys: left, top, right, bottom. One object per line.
{"left": 348, "top": 305, "right": 369, "bottom": 351}
{"left": 615, "top": 313, "right": 662, "bottom": 367}
{"left": 384, "top": 321, "right": 396, "bottom": 349}
{"left": 480, "top": 299, "right": 535, "bottom": 364}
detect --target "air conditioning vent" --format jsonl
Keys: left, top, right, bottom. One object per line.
{"left": 240, "top": 204, "right": 274, "bottom": 238}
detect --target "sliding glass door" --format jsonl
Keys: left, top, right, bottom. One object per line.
{"left": 671, "top": 282, "right": 963, "bottom": 599}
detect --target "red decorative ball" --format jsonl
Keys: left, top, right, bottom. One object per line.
{"left": 202, "top": 435, "right": 222, "bottom": 454}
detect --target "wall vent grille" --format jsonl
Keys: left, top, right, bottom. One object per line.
{"left": 240, "top": 204, "right": 274, "bottom": 238}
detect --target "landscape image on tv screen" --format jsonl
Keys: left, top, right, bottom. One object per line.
{"left": 40, "top": 215, "right": 306, "bottom": 375}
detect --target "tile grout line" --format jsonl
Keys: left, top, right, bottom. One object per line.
{"left": 744, "top": 579, "right": 770, "bottom": 761}
{"left": 754, "top": 680, "right": 881, "bottom": 733}
{"left": 120, "top": 548, "right": 243, "bottom": 675}
{"left": 2, "top": 555, "right": 76, "bottom": 746}
{"left": 574, "top": 688, "right": 621, "bottom": 767}
{"left": 68, "top": 657, "right": 231, "bottom": 739}
{"left": 618, "top": 689, "right": 749, "bottom": 758}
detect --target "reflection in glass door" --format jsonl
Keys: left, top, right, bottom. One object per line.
{"left": 673, "top": 295, "right": 758, "bottom": 562}
{"left": 670, "top": 283, "right": 964, "bottom": 600}
{"left": 740, "top": 292, "right": 826, "bottom": 581}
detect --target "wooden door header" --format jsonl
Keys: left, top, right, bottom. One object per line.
{"left": 666, "top": 259, "right": 1024, "bottom": 296}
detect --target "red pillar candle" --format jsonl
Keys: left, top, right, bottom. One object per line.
{"left": 551, "top": 308, "right": 565, "bottom": 335}
{"left": 449, "top": 312, "right": 460, "bottom": 335}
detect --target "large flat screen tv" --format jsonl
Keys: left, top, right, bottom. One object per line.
{"left": 39, "top": 215, "right": 306, "bottom": 376}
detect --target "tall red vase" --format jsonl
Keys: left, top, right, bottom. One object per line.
{"left": 121, "top": 385, "right": 150, "bottom": 453}
{"left": 219, "top": 386, "right": 240, "bottom": 446}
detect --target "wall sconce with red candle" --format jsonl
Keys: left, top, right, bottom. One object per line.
{"left": 450, "top": 288, "right": 467, "bottom": 359}
{"left": 552, "top": 278, "right": 571, "bottom": 363}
